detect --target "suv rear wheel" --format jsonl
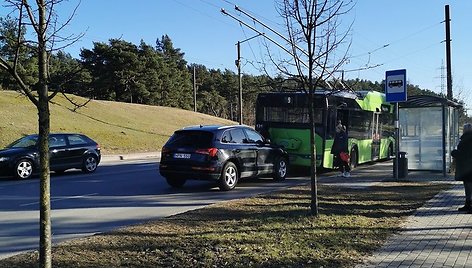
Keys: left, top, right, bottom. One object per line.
{"left": 82, "top": 155, "right": 98, "bottom": 173}
{"left": 219, "top": 162, "right": 238, "bottom": 191}
{"left": 166, "top": 177, "right": 186, "bottom": 188}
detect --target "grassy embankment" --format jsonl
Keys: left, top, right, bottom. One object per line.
{"left": 0, "top": 90, "right": 234, "bottom": 154}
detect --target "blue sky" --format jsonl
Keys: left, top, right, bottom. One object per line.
{"left": 2, "top": 1, "right": 471, "bottom": 112}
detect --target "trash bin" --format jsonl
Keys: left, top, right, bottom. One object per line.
{"left": 393, "top": 151, "right": 408, "bottom": 178}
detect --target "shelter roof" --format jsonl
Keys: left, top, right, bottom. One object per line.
{"left": 399, "top": 95, "right": 462, "bottom": 108}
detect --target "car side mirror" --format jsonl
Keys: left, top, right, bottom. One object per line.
{"left": 265, "top": 138, "right": 271, "bottom": 144}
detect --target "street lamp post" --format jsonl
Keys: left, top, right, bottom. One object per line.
{"left": 235, "top": 34, "right": 262, "bottom": 125}
{"left": 236, "top": 41, "right": 242, "bottom": 125}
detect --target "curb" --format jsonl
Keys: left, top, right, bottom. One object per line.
{"left": 101, "top": 152, "right": 161, "bottom": 163}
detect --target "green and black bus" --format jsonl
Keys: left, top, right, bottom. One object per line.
{"left": 255, "top": 90, "right": 395, "bottom": 169}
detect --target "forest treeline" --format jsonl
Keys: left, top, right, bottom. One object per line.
{"left": 0, "top": 17, "right": 465, "bottom": 124}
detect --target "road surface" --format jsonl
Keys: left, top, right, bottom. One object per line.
{"left": 0, "top": 158, "right": 310, "bottom": 259}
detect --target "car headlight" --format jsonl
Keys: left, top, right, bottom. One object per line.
{"left": 0, "top": 156, "right": 10, "bottom": 162}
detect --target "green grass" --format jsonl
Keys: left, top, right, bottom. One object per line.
{"left": 0, "top": 90, "right": 234, "bottom": 154}
{"left": 0, "top": 181, "right": 450, "bottom": 268}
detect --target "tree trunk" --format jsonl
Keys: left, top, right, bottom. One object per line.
{"left": 38, "top": 89, "right": 51, "bottom": 268}
{"left": 37, "top": 1, "right": 52, "bottom": 267}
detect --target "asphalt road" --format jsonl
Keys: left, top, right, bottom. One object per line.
{"left": 0, "top": 158, "right": 310, "bottom": 259}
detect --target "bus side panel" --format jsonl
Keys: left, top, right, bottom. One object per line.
{"left": 269, "top": 128, "right": 324, "bottom": 167}
{"left": 348, "top": 138, "right": 393, "bottom": 164}
{"left": 379, "top": 137, "right": 395, "bottom": 159}
{"left": 355, "top": 139, "right": 373, "bottom": 164}
{"left": 323, "top": 139, "right": 335, "bottom": 169}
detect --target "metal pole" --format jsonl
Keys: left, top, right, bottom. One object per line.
{"left": 237, "top": 41, "right": 243, "bottom": 125}
{"left": 193, "top": 66, "right": 197, "bottom": 112}
{"left": 233, "top": 5, "right": 341, "bottom": 89}
{"left": 232, "top": 35, "right": 260, "bottom": 125}
{"left": 222, "top": 9, "right": 310, "bottom": 70}
{"left": 395, "top": 103, "right": 399, "bottom": 180}
{"left": 445, "top": 5, "right": 453, "bottom": 100}
{"left": 442, "top": 105, "right": 447, "bottom": 177}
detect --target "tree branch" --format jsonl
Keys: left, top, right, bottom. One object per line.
{"left": 0, "top": 57, "right": 39, "bottom": 106}
{"left": 21, "top": 0, "right": 40, "bottom": 34}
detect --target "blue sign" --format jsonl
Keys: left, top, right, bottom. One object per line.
{"left": 385, "top": 69, "right": 407, "bottom": 102}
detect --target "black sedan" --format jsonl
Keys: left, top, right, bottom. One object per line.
{"left": 159, "top": 125, "right": 289, "bottom": 191}
{"left": 0, "top": 133, "right": 101, "bottom": 179}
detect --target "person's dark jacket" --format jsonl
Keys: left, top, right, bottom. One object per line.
{"left": 331, "top": 130, "right": 348, "bottom": 155}
{"left": 452, "top": 131, "right": 472, "bottom": 181}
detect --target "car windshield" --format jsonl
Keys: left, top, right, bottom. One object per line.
{"left": 167, "top": 131, "right": 213, "bottom": 147}
{"left": 7, "top": 135, "right": 38, "bottom": 149}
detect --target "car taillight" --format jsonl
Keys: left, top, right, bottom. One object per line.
{"left": 162, "top": 147, "right": 170, "bottom": 154}
{"left": 195, "top": 148, "right": 218, "bottom": 157}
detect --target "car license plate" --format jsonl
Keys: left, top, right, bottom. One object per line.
{"left": 174, "top": 153, "right": 191, "bottom": 159}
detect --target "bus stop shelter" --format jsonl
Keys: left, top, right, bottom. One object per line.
{"left": 398, "top": 95, "right": 462, "bottom": 176}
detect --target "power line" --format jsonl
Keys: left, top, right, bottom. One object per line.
{"left": 226, "top": 2, "right": 445, "bottom": 83}
{"left": 345, "top": 36, "right": 443, "bottom": 78}
{"left": 239, "top": 25, "right": 261, "bottom": 67}
{"left": 342, "top": 63, "right": 384, "bottom": 73}
{"left": 173, "top": 0, "right": 234, "bottom": 28}
{"left": 350, "top": 21, "right": 442, "bottom": 59}
{"left": 343, "top": 20, "right": 443, "bottom": 77}
{"left": 382, "top": 41, "right": 442, "bottom": 65}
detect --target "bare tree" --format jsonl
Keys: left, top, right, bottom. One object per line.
{"left": 276, "top": 0, "right": 353, "bottom": 215}
{"left": 0, "top": 1, "right": 82, "bottom": 267}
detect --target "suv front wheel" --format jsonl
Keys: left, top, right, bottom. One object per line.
{"left": 15, "top": 159, "right": 33, "bottom": 179}
{"left": 273, "top": 157, "right": 288, "bottom": 181}
{"left": 219, "top": 162, "right": 238, "bottom": 191}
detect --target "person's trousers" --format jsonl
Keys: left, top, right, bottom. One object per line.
{"left": 341, "top": 160, "right": 350, "bottom": 173}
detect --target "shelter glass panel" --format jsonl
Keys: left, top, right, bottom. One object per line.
{"left": 400, "top": 107, "right": 443, "bottom": 171}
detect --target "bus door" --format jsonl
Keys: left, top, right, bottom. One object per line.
{"left": 327, "top": 108, "right": 337, "bottom": 137}
{"left": 372, "top": 112, "right": 381, "bottom": 160}
{"left": 336, "top": 109, "right": 349, "bottom": 135}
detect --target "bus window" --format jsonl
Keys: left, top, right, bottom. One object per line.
{"left": 327, "top": 108, "right": 337, "bottom": 138}
{"left": 347, "top": 110, "right": 371, "bottom": 139}
{"left": 262, "top": 106, "right": 321, "bottom": 124}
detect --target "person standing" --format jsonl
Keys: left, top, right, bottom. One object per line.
{"left": 331, "top": 120, "right": 351, "bottom": 177}
{"left": 451, "top": 123, "right": 472, "bottom": 214}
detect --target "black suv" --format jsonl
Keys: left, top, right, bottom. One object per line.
{"left": 159, "top": 125, "right": 289, "bottom": 191}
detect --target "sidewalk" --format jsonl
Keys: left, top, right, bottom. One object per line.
{"left": 352, "top": 163, "right": 472, "bottom": 268}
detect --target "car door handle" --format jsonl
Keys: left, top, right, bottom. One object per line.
{"left": 233, "top": 149, "right": 241, "bottom": 153}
